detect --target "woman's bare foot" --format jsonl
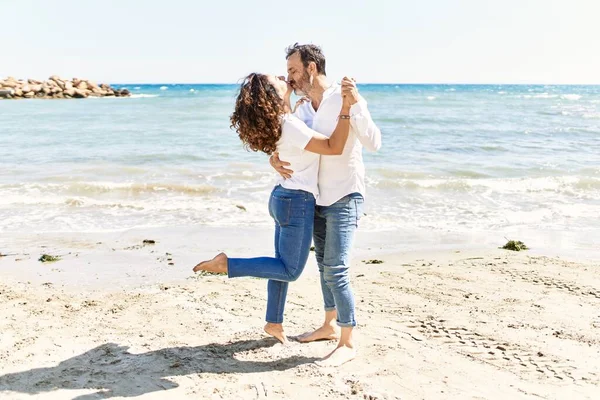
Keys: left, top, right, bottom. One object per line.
{"left": 192, "top": 252, "right": 228, "bottom": 274}
{"left": 296, "top": 324, "right": 339, "bottom": 343}
{"left": 315, "top": 344, "right": 357, "bottom": 367}
{"left": 264, "top": 323, "right": 288, "bottom": 344}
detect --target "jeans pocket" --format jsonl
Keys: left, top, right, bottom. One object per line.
{"left": 354, "top": 198, "right": 364, "bottom": 227}
{"left": 272, "top": 196, "right": 292, "bottom": 226}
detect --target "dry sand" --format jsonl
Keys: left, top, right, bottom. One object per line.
{"left": 1, "top": 232, "right": 599, "bottom": 399}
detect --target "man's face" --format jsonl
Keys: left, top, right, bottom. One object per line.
{"left": 287, "top": 52, "right": 311, "bottom": 96}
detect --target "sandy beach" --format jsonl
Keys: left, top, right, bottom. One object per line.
{"left": 1, "top": 230, "right": 599, "bottom": 399}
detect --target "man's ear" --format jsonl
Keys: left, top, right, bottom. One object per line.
{"left": 308, "top": 61, "right": 317, "bottom": 75}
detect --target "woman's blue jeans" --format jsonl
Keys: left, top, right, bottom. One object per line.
{"left": 227, "top": 185, "right": 315, "bottom": 324}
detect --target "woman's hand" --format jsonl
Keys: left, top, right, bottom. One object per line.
{"left": 281, "top": 76, "right": 293, "bottom": 99}
{"left": 341, "top": 76, "right": 358, "bottom": 108}
{"left": 293, "top": 96, "right": 310, "bottom": 113}
{"left": 342, "top": 91, "right": 351, "bottom": 110}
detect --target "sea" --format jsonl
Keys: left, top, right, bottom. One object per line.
{"left": 1, "top": 84, "right": 599, "bottom": 257}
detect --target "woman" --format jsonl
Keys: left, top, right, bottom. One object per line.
{"left": 193, "top": 73, "right": 351, "bottom": 343}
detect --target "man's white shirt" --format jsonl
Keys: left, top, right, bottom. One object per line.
{"left": 294, "top": 83, "right": 381, "bottom": 206}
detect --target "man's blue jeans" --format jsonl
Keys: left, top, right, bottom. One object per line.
{"left": 313, "top": 193, "right": 364, "bottom": 327}
{"left": 227, "top": 185, "right": 315, "bottom": 324}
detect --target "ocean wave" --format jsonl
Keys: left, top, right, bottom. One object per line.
{"left": 562, "top": 94, "right": 582, "bottom": 100}
{"left": 129, "top": 94, "right": 159, "bottom": 98}
{"left": 160, "top": 86, "right": 168, "bottom": 90}
{"left": 582, "top": 112, "right": 600, "bottom": 119}
{"left": 370, "top": 176, "right": 600, "bottom": 194}
{"left": 0, "top": 182, "right": 220, "bottom": 199}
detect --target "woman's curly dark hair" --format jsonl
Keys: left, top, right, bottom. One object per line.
{"left": 230, "top": 73, "right": 285, "bottom": 155}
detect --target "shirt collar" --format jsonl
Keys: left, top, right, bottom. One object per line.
{"left": 322, "top": 82, "right": 340, "bottom": 100}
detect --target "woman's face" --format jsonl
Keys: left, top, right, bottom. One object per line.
{"left": 267, "top": 75, "right": 290, "bottom": 99}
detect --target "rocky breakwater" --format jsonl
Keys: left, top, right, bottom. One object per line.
{"left": 0, "top": 76, "right": 130, "bottom": 99}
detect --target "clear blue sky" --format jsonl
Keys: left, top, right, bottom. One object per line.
{"left": 1, "top": 0, "right": 598, "bottom": 84}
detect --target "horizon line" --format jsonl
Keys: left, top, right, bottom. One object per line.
{"left": 107, "top": 82, "right": 600, "bottom": 86}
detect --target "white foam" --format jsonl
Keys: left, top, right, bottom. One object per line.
{"left": 129, "top": 94, "right": 159, "bottom": 98}
{"left": 160, "top": 86, "right": 168, "bottom": 90}
{"left": 427, "top": 96, "right": 436, "bottom": 100}
{"left": 562, "top": 94, "right": 582, "bottom": 100}
{"left": 583, "top": 112, "right": 600, "bottom": 119}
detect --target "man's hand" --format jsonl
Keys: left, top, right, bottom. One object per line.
{"left": 270, "top": 151, "right": 293, "bottom": 179}
{"left": 341, "top": 76, "right": 359, "bottom": 106}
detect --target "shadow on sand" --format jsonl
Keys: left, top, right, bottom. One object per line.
{"left": 0, "top": 338, "right": 319, "bottom": 399}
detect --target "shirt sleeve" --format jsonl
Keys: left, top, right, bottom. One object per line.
{"left": 350, "top": 98, "right": 382, "bottom": 152}
{"left": 282, "top": 115, "right": 315, "bottom": 150}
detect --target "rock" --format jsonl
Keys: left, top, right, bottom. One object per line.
{"left": 53, "top": 79, "right": 66, "bottom": 90}
{"left": 2, "top": 77, "right": 126, "bottom": 100}
{"left": 0, "top": 89, "right": 14, "bottom": 98}
{"left": 73, "top": 89, "right": 88, "bottom": 98}
{"left": 1, "top": 80, "right": 18, "bottom": 88}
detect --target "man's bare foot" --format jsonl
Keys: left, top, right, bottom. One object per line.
{"left": 264, "top": 323, "right": 288, "bottom": 344}
{"left": 192, "top": 252, "right": 228, "bottom": 274}
{"left": 316, "top": 344, "right": 356, "bottom": 367}
{"left": 296, "top": 325, "right": 339, "bottom": 343}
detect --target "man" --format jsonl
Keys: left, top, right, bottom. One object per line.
{"left": 271, "top": 43, "right": 381, "bottom": 366}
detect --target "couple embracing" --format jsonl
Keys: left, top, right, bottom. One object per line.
{"left": 193, "top": 43, "right": 381, "bottom": 367}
